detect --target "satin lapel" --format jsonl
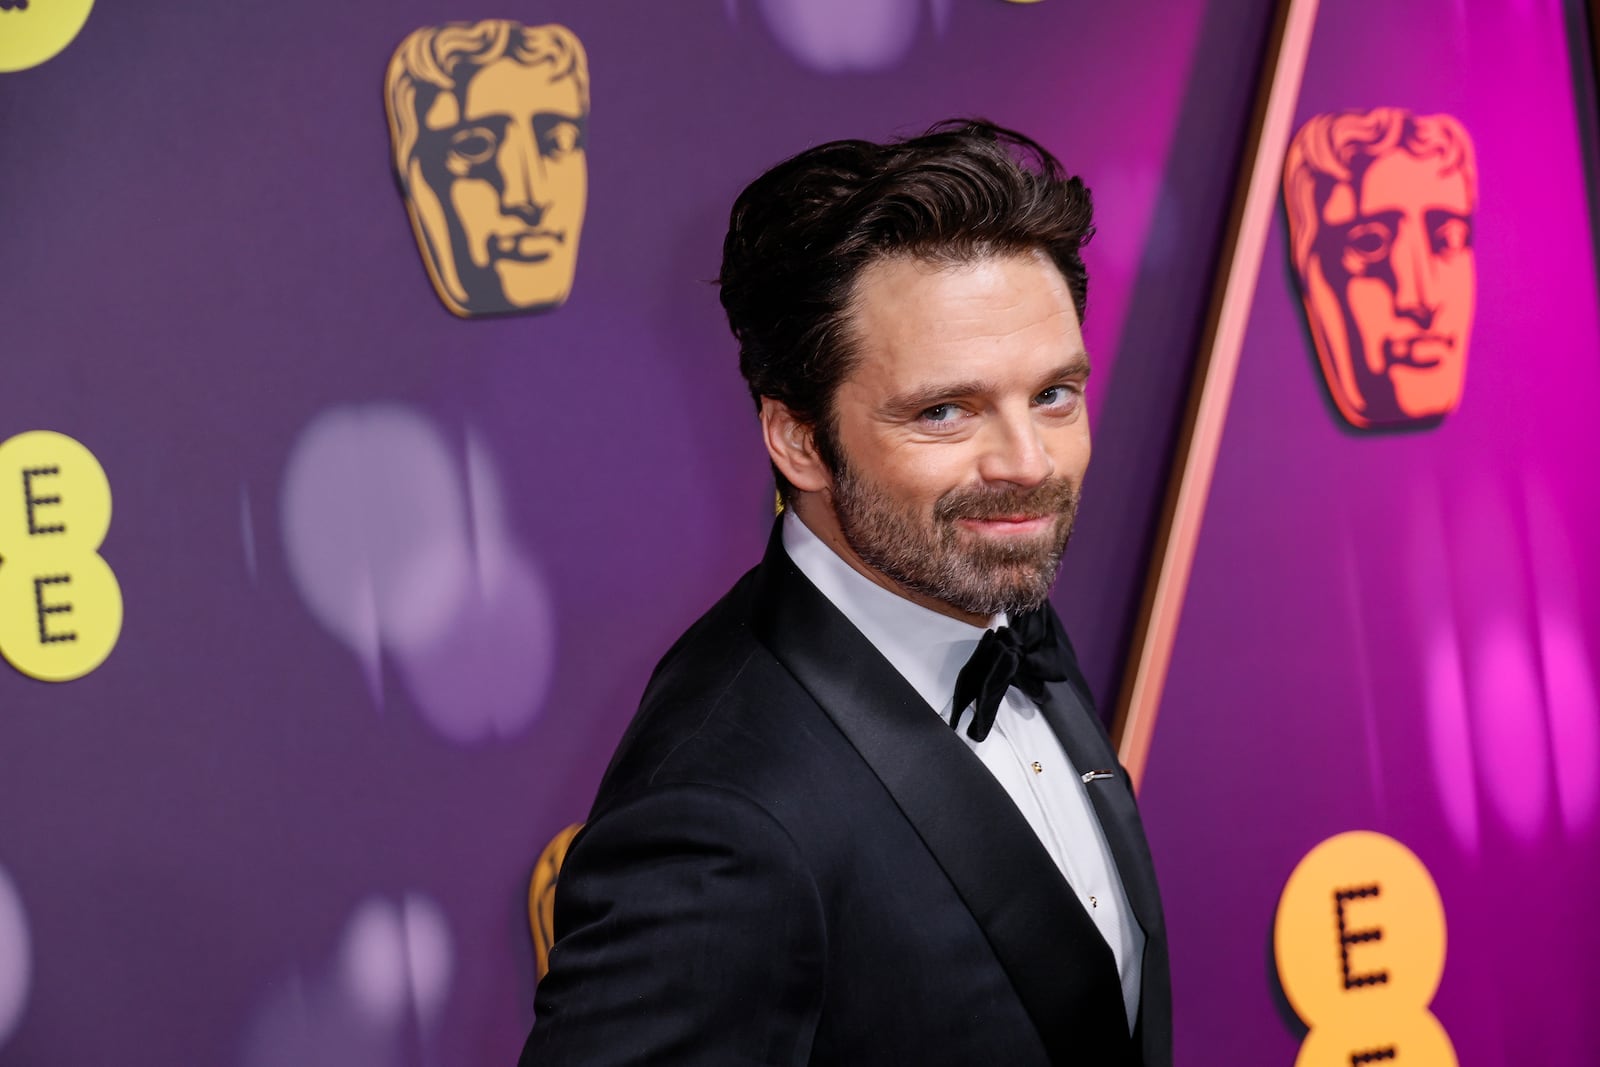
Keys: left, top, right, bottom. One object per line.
{"left": 1038, "top": 643, "right": 1172, "bottom": 1066}
{"left": 750, "top": 532, "right": 1130, "bottom": 1063}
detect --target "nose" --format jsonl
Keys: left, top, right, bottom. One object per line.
{"left": 499, "top": 126, "right": 548, "bottom": 225}
{"left": 1392, "top": 223, "right": 1438, "bottom": 329}
{"left": 977, "top": 409, "right": 1055, "bottom": 488}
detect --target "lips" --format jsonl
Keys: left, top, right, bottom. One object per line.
{"left": 955, "top": 515, "right": 1054, "bottom": 536}
{"left": 492, "top": 231, "right": 564, "bottom": 263}
{"left": 1384, "top": 333, "right": 1454, "bottom": 369}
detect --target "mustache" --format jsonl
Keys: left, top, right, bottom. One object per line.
{"left": 934, "top": 479, "right": 1080, "bottom": 522}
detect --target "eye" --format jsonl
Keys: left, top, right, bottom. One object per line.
{"left": 537, "top": 119, "right": 583, "bottom": 158}
{"left": 448, "top": 127, "right": 498, "bottom": 166}
{"left": 918, "top": 403, "right": 963, "bottom": 425}
{"left": 1035, "top": 384, "right": 1082, "bottom": 411}
{"left": 1431, "top": 216, "right": 1472, "bottom": 255}
{"left": 1344, "top": 221, "right": 1394, "bottom": 262}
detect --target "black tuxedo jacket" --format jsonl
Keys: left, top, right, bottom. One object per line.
{"left": 521, "top": 526, "right": 1170, "bottom": 1065}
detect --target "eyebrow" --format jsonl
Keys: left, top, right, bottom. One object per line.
{"left": 1350, "top": 202, "right": 1473, "bottom": 221}
{"left": 457, "top": 106, "right": 587, "bottom": 126}
{"left": 876, "top": 354, "right": 1091, "bottom": 420}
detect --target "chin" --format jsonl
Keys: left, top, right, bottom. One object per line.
{"left": 496, "top": 269, "right": 570, "bottom": 310}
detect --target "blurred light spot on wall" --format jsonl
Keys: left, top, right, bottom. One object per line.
{"left": 398, "top": 431, "right": 554, "bottom": 742}
{"left": 1419, "top": 474, "right": 1596, "bottom": 848}
{"left": 0, "top": 866, "right": 28, "bottom": 1050}
{"left": 401, "top": 895, "right": 453, "bottom": 1025}
{"left": 743, "top": 0, "right": 934, "bottom": 73}
{"left": 1471, "top": 621, "right": 1550, "bottom": 838}
{"left": 240, "top": 485, "right": 259, "bottom": 584}
{"left": 340, "top": 895, "right": 453, "bottom": 1027}
{"left": 1523, "top": 477, "right": 1599, "bottom": 832}
{"left": 397, "top": 549, "right": 554, "bottom": 743}
{"left": 1447, "top": 478, "right": 1556, "bottom": 843}
{"left": 1425, "top": 626, "right": 1478, "bottom": 852}
{"left": 281, "top": 407, "right": 471, "bottom": 690}
{"left": 239, "top": 972, "right": 398, "bottom": 1067}
{"left": 1539, "top": 618, "right": 1599, "bottom": 833}
{"left": 341, "top": 900, "right": 409, "bottom": 1026}
{"left": 280, "top": 406, "right": 555, "bottom": 742}
{"left": 239, "top": 893, "right": 454, "bottom": 1067}
{"left": 1414, "top": 483, "right": 1479, "bottom": 852}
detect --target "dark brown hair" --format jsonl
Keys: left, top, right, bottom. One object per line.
{"left": 718, "top": 118, "right": 1095, "bottom": 500}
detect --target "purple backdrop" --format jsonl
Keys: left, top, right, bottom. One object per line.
{"left": 1141, "top": 0, "right": 1600, "bottom": 1062}
{"left": 10, "top": 1, "right": 1594, "bottom": 1063}
{"left": 0, "top": 1, "right": 1273, "bottom": 1062}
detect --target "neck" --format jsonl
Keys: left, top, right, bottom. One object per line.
{"left": 788, "top": 492, "right": 993, "bottom": 629}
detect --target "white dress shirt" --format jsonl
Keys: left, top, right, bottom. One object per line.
{"left": 782, "top": 512, "right": 1145, "bottom": 1033}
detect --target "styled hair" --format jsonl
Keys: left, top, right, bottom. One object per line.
{"left": 1284, "top": 107, "right": 1476, "bottom": 277}
{"left": 718, "top": 119, "right": 1095, "bottom": 500}
{"left": 385, "top": 20, "right": 589, "bottom": 173}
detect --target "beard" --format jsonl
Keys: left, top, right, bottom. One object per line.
{"left": 830, "top": 456, "right": 1080, "bottom": 617}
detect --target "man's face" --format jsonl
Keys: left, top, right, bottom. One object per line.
{"left": 820, "top": 252, "right": 1091, "bottom": 619}
{"left": 1306, "top": 152, "right": 1475, "bottom": 427}
{"left": 411, "top": 57, "right": 587, "bottom": 316}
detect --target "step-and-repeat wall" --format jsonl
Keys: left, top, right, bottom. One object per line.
{"left": 1, "top": 1, "right": 1595, "bottom": 1063}
{"left": 1142, "top": 1, "right": 1600, "bottom": 1063}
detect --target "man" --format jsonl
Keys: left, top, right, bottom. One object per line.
{"left": 1283, "top": 107, "right": 1477, "bottom": 430}
{"left": 385, "top": 20, "right": 588, "bottom": 318}
{"left": 522, "top": 120, "right": 1170, "bottom": 1065}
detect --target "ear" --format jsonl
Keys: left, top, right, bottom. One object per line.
{"left": 759, "top": 398, "right": 832, "bottom": 494}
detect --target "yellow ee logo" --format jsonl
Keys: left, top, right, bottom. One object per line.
{"left": 0, "top": 431, "right": 121, "bottom": 681}
{"left": 1274, "top": 831, "right": 1458, "bottom": 1066}
{"left": 0, "top": 0, "right": 95, "bottom": 74}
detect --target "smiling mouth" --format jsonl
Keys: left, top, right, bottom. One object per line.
{"left": 956, "top": 515, "right": 1054, "bottom": 535}
{"left": 492, "top": 231, "right": 565, "bottom": 263}
{"left": 1384, "top": 334, "right": 1454, "bottom": 369}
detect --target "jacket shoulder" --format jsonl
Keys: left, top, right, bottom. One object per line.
{"left": 591, "top": 564, "right": 835, "bottom": 817}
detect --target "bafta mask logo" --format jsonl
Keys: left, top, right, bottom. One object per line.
{"left": 385, "top": 21, "right": 589, "bottom": 318}
{"left": 1284, "top": 109, "right": 1477, "bottom": 430}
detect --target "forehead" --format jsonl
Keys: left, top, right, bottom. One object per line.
{"left": 1323, "top": 152, "right": 1473, "bottom": 224}
{"left": 1360, "top": 152, "right": 1472, "bottom": 215}
{"left": 426, "top": 57, "right": 583, "bottom": 128}
{"left": 844, "top": 252, "right": 1084, "bottom": 387}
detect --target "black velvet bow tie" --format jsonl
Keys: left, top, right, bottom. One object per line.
{"left": 950, "top": 607, "right": 1070, "bottom": 743}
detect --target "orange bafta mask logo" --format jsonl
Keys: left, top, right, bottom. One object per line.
{"left": 1284, "top": 109, "right": 1477, "bottom": 430}
{"left": 386, "top": 21, "right": 589, "bottom": 318}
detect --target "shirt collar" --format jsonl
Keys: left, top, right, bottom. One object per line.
{"left": 781, "top": 510, "right": 1005, "bottom": 718}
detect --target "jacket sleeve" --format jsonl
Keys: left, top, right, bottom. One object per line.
{"left": 518, "top": 784, "right": 827, "bottom": 1066}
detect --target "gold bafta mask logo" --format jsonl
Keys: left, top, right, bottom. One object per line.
{"left": 386, "top": 21, "right": 589, "bottom": 318}
{"left": 1284, "top": 109, "right": 1477, "bottom": 430}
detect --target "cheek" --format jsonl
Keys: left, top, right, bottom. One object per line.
{"left": 449, "top": 181, "right": 502, "bottom": 238}
{"left": 549, "top": 157, "right": 587, "bottom": 221}
{"left": 1047, "top": 421, "right": 1091, "bottom": 479}
{"left": 1437, "top": 257, "right": 1476, "bottom": 326}
{"left": 1347, "top": 277, "right": 1395, "bottom": 334}
{"left": 1305, "top": 267, "right": 1351, "bottom": 352}
{"left": 889, "top": 448, "right": 966, "bottom": 506}
{"left": 863, "top": 436, "right": 974, "bottom": 510}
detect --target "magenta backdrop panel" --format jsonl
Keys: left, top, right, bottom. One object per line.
{"left": 0, "top": 2, "right": 1274, "bottom": 1063}
{"left": 1142, "top": 0, "right": 1600, "bottom": 1062}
